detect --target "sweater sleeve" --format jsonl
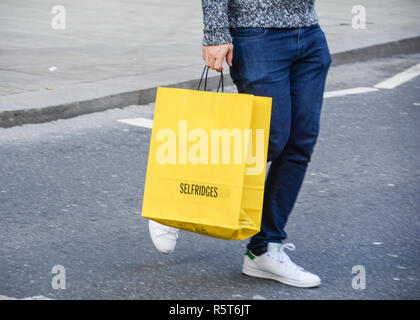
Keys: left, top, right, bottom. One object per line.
{"left": 201, "top": 0, "right": 232, "bottom": 46}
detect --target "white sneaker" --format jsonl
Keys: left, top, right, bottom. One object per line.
{"left": 148, "top": 220, "right": 180, "bottom": 254}
{"left": 242, "top": 242, "right": 321, "bottom": 288}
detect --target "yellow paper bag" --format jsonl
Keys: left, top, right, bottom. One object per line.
{"left": 141, "top": 87, "right": 271, "bottom": 240}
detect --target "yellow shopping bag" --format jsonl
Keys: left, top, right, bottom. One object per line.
{"left": 141, "top": 78, "right": 272, "bottom": 240}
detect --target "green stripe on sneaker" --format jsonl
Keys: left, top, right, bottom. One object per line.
{"left": 245, "top": 249, "right": 256, "bottom": 260}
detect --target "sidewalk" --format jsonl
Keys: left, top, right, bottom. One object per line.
{"left": 0, "top": 0, "right": 419, "bottom": 127}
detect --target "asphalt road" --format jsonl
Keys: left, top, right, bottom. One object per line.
{"left": 0, "top": 54, "right": 419, "bottom": 300}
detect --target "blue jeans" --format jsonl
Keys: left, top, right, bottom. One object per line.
{"left": 229, "top": 24, "right": 332, "bottom": 255}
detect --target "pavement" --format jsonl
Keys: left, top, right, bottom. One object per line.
{"left": 0, "top": 53, "right": 419, "bottom": 300}
{"left": 1, "top": 0, "right": 420, "bottom": 127}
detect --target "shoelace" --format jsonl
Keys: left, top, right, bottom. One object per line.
{"left": 272, "top": 243, "right": 306, "bottom": 272}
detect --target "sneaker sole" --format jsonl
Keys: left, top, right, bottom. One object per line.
{"left": 242, "top": 264, "right": 321, "bottom": 288}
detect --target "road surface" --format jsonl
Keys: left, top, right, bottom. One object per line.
{"left": 0, "top": 53, "right": 419, "bottom": 299}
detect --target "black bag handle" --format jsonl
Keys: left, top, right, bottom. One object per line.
{"left": 197, "top": 66, "right": 224, "bottom": 93}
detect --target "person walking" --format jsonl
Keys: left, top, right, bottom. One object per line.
{"left": 149, "top": 0, "right": 332, "bottom": 288}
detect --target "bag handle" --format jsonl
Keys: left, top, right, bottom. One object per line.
{"left": 197, "top": 66, "right": 224, "bottom": 93}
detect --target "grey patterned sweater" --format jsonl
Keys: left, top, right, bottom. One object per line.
{"left": 202, "top": 0, "right": 318, "bottom": 45}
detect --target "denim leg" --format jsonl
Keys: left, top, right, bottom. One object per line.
{"left": 229, "top": 26, "right": 331, "bottom": 255}
{"left": 248, "top": 26, "right": 332, "bottom": 254}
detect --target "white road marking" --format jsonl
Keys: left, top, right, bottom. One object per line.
{"left": 117, "top": 65, "right": 420, "bottom": 128}
{"left": 323, "top": 87, "right": 379, "bottom": 98}
{"left": 117, "top": 117, "right": 153, "bottom": 128}
{"left": 117, "top": 87, "right": 378, "bottom": 129}
{"left": 374, "top": 62, "right": 420, "bottom": 89}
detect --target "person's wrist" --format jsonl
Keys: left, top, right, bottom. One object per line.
{"left": 202, "top": 28, "right": 232, "bottom": 46}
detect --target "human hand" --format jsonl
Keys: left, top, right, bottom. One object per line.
{"left": 202, "top": 43, "right": 233, "bottom": 72}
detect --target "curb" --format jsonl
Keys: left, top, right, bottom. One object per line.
{"left": 330, "top": 36, "right": 420, "bottom": 65}
{"left": 1, "top": 36, "right": 419, "bottom": 128}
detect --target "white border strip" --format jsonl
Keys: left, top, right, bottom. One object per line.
{"left": 0, "top": 294, "right": 50, "bottom": 300}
